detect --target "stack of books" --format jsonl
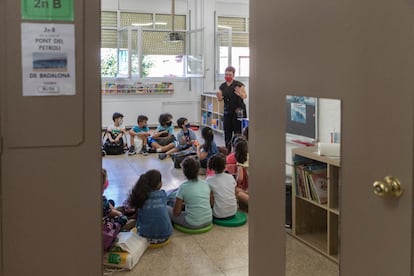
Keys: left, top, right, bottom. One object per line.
{"left": 293, "top": 156, "right": 328, "bottom": 204}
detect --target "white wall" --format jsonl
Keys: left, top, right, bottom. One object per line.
{"left": 318, "top": 98, "right": 341, "bottom": 143}
{"left": 100, "top": 0, "right": 252, "bottom": 128}
{"left": 102, "top": 79, "right": 200, "bottom": 127}
{"left": 101, "top": 0, "right": 203, "bottom": 127}
{"left": 101, "top": 0, "right": 339, "bottom": 140}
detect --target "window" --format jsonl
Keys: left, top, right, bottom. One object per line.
{"left": 100, "top": 11, "right": 189, "bottom": 78}
{"left": 101, "top": 12, "right": 118, "bottom": 77}
{"left": 216, "top": 16, "right": 249, "bottom": 77}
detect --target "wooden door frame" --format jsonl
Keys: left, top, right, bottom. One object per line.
{"left": 0, "top": 0, "right": 4, "bottom": 270}
{"left": 1, "top": 1, "right": 102, "bottom": 275}
{"left": 249, "top": 0, "right": 414, "bottom": 275}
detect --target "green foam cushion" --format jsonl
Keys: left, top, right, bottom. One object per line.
{"left": 174, "top": 223, "right": 213, "bottom": 234}
{"left": 213, "top": 211, "right": 247, "bottom": 227}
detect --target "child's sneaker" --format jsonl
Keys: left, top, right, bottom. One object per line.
{"left": 148, "top": 148, "right": 157, "bottom": 153}
{"left": 128, "top": 146, "right": 136, "bottom": 156}
{"left": 140, "top": 147, "right": 149, "bottom": 156}
{"left": 158, "top": 153, "right": 167, "bottom": 160}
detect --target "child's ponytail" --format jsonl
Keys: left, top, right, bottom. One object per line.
{"left": 201, "top": 126, "right": 214, "bottom": 152}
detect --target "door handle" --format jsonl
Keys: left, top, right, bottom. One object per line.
{"left": 373, "top": 176, "right": 403, "bottom": 198}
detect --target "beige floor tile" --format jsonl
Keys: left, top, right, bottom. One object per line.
{"left": 102, "top": 130, "right": 339, "bottom": 276}
{"left": 222, "top": 266, "right": 249, "bottom": 276}
{"left": 286, "top": 234, "right": 338, "bottom": 276}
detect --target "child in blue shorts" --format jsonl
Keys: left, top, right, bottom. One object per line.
{"left": 158, "top": 117, "right": 198, "bottom": 160}
{"left": 147, "top": 113, "right": 176, "bottom": 154}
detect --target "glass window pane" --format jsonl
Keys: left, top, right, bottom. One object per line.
{"left": 120, "top": 12, "right": 153, "bottom": 27}
{"left": 101, "top": 48, "right": 117, "bottom": 77}
{"left": 218, "top": 16, "right": 246, "bottom": 32}
{"left": 144, "top": 55, "right": 183, "bottom": 77}
{"left": 118, "top": 49, "right": 129, "bottom": 77}
{"left": 187, "top": 29, "right": 204, "bottom": 76}
{"left": 143, "top": 31, "right": 185, "bottom": 55}
{"left": 101, "top": 11, "right": 117, "bottom": 28}
{"left": 155, "top": 14, "right": 186, "bottom": 30}
{"left": 101, "top": 29, "right": 117, "bottom": 48}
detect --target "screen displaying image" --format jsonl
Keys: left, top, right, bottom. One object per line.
{"left": 286, "top": 96, "right": 317, "bottom": 140}
{"left": 290, "top": 102, "right": 306, "bottom": 124}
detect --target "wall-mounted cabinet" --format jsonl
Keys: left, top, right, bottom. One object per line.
{"left": 291, "top": 146, "right": 340, "bottom": 263}
{"left": 200, "top": 93, "right": 223, "bottom": 132}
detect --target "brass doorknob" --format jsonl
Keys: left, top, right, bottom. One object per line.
{"left": 373, "top": 176, "right": 403, "bottom": 198}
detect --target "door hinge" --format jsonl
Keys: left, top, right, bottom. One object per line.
{"left": 0, "top": 136, "right": 2, "bottom": 154}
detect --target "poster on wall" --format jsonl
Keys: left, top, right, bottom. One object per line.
{"left": 21, "top": 23, "right": 76, "bottom": 96}
{"left": 286, "top": 95, "right": 317, "bottom": 141}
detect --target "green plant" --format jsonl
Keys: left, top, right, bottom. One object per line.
{"left": 142, "top": 55, "right": 154, "bottom": 78}
{"left": 101, "top": 50, "right": 117, "bottom": 77}
{"left": 131, "top": 55, "right": 154, "bottom": 78}
{"left": 101, "top": 50, "right": 154, "bottom": 78}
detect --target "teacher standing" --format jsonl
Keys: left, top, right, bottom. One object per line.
{"left": 216, "top": 66, "right": 247, "bottom": 153}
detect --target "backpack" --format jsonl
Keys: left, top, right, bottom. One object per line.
{"left": 102, "top": 217, "right": 122, "bottom": 251}
{"left": 171, "top": 148, "right": 197, "bottom": 168}
{"left": 102, "top": 131, "right": 124, "bottom": 155}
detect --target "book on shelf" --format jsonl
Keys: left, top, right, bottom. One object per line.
{"left": 294, "top": 165, "right": 306, "bottom": 197}
{"left": 293, "top": 156, "right": 327, "bottom": 204}
{"left": 307, "top": 165, "right": 328, "bottom": 204}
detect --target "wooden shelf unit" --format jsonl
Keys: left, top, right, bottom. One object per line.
{"left": 200, "top": 93, "right": 224, "bottom": 133}
{"left": 291, "top": 146, "right": 340, "bottom": 263}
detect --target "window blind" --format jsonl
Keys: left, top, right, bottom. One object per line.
{"left": 101, "top": 11, "right": 186, "bottom": 55}
{"left": 218, "top": 16, "right": 248, "bottom": 47}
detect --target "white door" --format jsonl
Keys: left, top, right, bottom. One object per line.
{"left": 249, "top": 0, "right": 414, "bottom": 275}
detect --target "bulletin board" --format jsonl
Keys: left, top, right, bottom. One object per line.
{"left": 286, "top": 96, "right": 318, "bottom": 141}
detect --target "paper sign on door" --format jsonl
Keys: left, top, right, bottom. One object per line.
{"left": 21, "top": 23, "right": 76, "bottom": 96}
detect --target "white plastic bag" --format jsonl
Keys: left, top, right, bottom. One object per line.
{"left": 103, "top": 232, "right": 149, "bottom": 270}
{"left": 133, "top": 137, "right": 143, "bottom": 152}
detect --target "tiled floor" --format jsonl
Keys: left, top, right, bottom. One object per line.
{"left": 102, "top": 132, "right": 338, "bottom": 276}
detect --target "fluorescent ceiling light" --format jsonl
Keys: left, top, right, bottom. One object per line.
{"left": 131, "top": 22, "right": 167, "bottom": 26}
{"left": 217, "top": 25, "right": 232, "bottom": 30}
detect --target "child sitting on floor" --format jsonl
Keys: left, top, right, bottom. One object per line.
{"left": 102, "top": 168, "right": 128, "bottom": 226}
{"left": 103, "top": 112, "right": 127, "bottom": 154}
{"left": 127, "top": 169, "right": 173, "bottom": 244}
{"left": 168, "top": 157, "right": 212, "bottom": 229}
{"left": 234, "top": 139, "right": 249, "bottom": 208}
{"left": 206, "top": 153, "right": 238, "bottom": 219}
{"left": 148, "top": 113, "right": 176, "bottom": 155}
{"left": 158, "top": 117, "right": 198, "bottom": 160}
{"left": 196, "top": 126, "right": 218, "bottom": 169}
{"left": 128, "top": 115, "right": 151, "bottom": 156}
{"left": 225, "top": 134, "right": 246, "bottom": 175}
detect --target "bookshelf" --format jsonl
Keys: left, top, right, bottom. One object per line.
{"left": 200, "top": 93, "right": 224, "bottom": 133}
{"left": 291, "top": 146, "right": 340, "bottom": 263}
{"left": 101, "top": 81, "right": 174, "bottom": 95}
